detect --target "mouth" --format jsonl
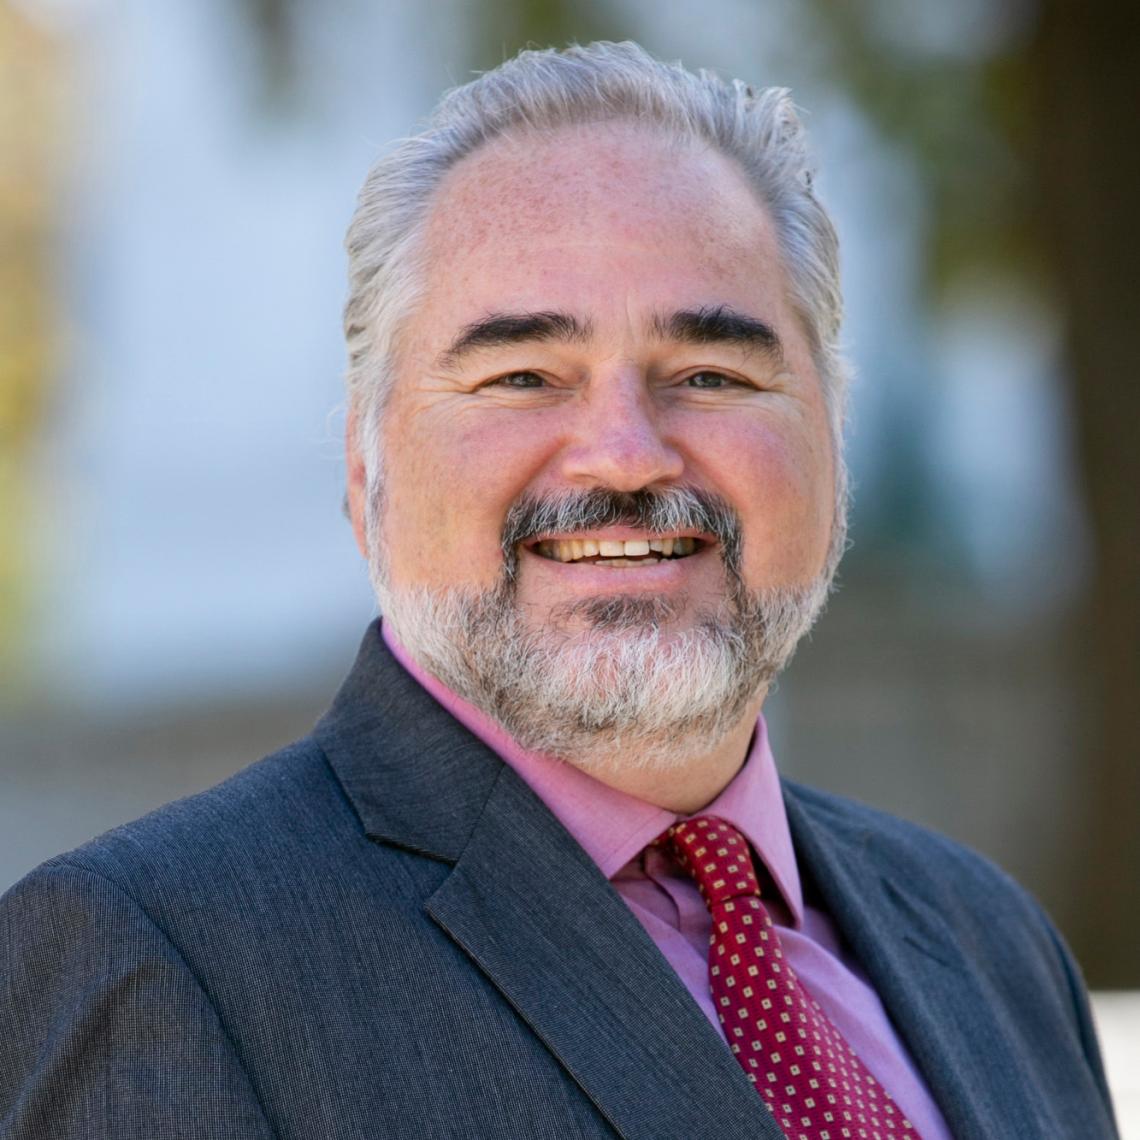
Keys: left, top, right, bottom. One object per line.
{"left": 526, "top": 534, "right": 706, "bottom": 568}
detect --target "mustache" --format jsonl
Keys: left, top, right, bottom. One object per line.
{"left": 500, "top": 487, "right": 743, "bottom": 579}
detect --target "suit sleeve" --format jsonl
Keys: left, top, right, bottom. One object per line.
{"left": 1, "top": 862, "right": 276, "bottom": 1140}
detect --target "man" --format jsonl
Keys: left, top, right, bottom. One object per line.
{"left": 0, "top": 41, "right": 1117, "bottom": 1140}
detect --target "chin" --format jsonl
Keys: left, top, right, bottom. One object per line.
{"left": 375, "top": 565, "right": 830, "bottom": 768}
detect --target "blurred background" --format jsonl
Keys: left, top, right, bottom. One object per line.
{"left": 1, "top": 0, "right": 1137, "bottom": 1118}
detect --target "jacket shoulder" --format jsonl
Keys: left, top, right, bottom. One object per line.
{"left": 12, "top": 734, "right": 362, "bottom": 911}
{"left": 781, "top": 777, "right": 1086, "bottom": 1003}
{"left": 784, "top": 778, "right": 1037, "bottom": 901}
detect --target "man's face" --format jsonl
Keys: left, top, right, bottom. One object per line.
{"left": 347, "top": 123, "right": 839, "bottom": 766}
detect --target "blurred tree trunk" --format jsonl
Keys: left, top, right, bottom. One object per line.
{"left": 1035, "top": 0, "right": 1140, "bottom": 987}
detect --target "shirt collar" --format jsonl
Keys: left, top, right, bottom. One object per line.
{"left": 382, "top": 623, "right": 804, "bottom": 927}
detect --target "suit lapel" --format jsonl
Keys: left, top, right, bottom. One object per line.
{"left": 427, "top": 766, "right": 783, "bottom": 1140}
{"left": 318, "top": 625, "right": 781, "bottom": 1139}
{"left": 783, "top": 784, "right": 1049, "bottom": 1140}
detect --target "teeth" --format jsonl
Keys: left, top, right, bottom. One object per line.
{"left": 536, "top": 536, "right": 699, "bottom": 563}
{"left": 596, "top": 557, "right": 663, "bottom": 568}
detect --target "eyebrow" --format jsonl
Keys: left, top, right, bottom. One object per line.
{"left": 652, "top": 305, "right": 784, "bottom": 357}
{"left": 437, "top": 311, "right": 593, "bottom": 370}
{"left": 435, "top": 303, "right": 783, "bottom": 371}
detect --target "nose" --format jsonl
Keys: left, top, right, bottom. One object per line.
{"left": 557, "top": 368, "right": 684, "bottom": 491}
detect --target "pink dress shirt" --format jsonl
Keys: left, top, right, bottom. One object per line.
{"left": 382, "top": 625, "right": 952, "bottom": 1139}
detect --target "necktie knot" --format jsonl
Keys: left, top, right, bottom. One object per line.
{"left": 666, "top": 816, "right": 760, "bottom": 908}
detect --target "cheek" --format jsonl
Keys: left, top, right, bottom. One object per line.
{"left": 705, "top": 420, "right": 835, "bottom": 583}
{"left": 380, "top": 414, "right": 551, "bottom": 588}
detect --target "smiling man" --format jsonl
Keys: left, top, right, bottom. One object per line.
{"left": 0, "top": 42, "right": 1118, "bottom": 1140}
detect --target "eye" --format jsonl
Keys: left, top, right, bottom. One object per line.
{"left": 486, "top": 371, "right": 546, "bottom": 390}
{"left": 685, "top": 371, "right": 736, "bottom": 390}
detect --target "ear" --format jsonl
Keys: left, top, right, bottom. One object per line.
{"left": 345, "top": 408, "right": 370, "bottom": 559}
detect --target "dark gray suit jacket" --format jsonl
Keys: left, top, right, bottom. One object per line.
{"left": 0, "top": 623, "right": 1118, "bottom": 1138}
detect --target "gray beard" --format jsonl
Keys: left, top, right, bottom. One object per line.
{"left": 365, "top": 482, "right": 843, "bottom": 774}
{"left": 370, "top": 545, "right": 834, "bottom": 777}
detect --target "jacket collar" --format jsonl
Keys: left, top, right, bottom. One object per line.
{"left": 314, "top": 621, "right": 501, "bottom": 861}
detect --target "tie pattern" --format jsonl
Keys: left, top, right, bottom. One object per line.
{"left": 666, "top": 816, "right": 920, "bottom": 1140}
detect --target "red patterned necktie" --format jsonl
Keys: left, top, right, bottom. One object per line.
{"left": 666, "top": 816, "right": 921, "bottom": 1140}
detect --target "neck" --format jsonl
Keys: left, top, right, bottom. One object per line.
{"left": 564, "top": 692, "right": 767, "bottom": 814}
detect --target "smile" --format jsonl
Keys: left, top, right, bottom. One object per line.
{"left": 531, "top": 535, "right": 702, "bottom": 567}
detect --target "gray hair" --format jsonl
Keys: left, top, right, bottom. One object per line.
{"left": 344, "top": 40, "right": 849, "bottom": 469}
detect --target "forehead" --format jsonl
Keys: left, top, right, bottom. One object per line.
{"left": 415, "top": 122, "right": 789, "bottom": 319}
